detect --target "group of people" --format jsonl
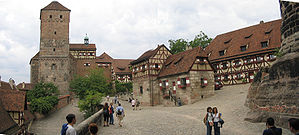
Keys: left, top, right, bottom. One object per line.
{"left": 103, "top": 102, "right": 125, "bottom": 127}
{"left": 263, "top": 117, "right": 299, "bottom": 135}
{"left": 129, "top": 97, "right": 141, "bottom": 110}
{"left": 204, "top": 107, "right": 223, "bottom": 135}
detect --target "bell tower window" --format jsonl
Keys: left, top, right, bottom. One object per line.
{"left": 84, "top": 34, "right": 89, "bottom": 46}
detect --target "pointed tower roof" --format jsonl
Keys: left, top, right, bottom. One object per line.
{"left": 41, "top": 1, "right": 70, "bottom": 11}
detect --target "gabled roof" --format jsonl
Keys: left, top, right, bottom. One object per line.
{"left": 0, "top": 101, "right": 19, "bottom": 133}
{"left": 0, "top": 81, "right": 17, "bottom": 91}
{"left": 30, "top": 52, "right": 39, "bottom": 64}
{"left": 96, "top": 52, "right": 114, "bottom": 63}
{"left": 41, "top": 1, "right": 70, "bottom": 11}
{"left": 158, "top": 47, "right": 208, "bottom": 78}
{"left": 205, "top": 19, "right": 282, "bottom": 62}
{"left": 112, "top": 59, "right": 133, "bottom": 75}
{"left": 69, "top": 44, "right": 96, "bottom": 51}
{"left": 131, "top": 45, "right": 166, "bottom": 65}
{"left": 0, "top": 89, "right": 26, "bottom": 112}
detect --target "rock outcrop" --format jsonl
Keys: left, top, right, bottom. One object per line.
{"left": 245, "top": 0, "right": 299, "bottom": 128}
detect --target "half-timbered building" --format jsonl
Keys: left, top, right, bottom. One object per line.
{"left": 158, "top": 47, "right": 214, "bottom": 106}
{"left": 205, "top": 19, "right": 281, "bottom": 86}
{"left": 131, "top": 45, "right": 172, "bottom": 106}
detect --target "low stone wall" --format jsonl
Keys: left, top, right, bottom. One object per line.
{"left": 75, "top": 109, "right": 103, "bottom": 135}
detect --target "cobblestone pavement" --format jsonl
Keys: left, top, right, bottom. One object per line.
{"left": 100, "top": 84, "right": 292, "bottom": 135}
{"left": 30, "top": 99, "right": 84, "bottom": 135}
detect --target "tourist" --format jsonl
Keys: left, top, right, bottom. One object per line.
{"left": 213, "top": 107, "right": 221, "bottom": 135}
{"left": 88, "top": 123, "right": 98, "bottom": 135}
{"left": 116, "top": 103, "right": 125, "bottom": 127}
{"left": 64, "top": 114, "right": 76, "bottom": 135}
{"left": 136, "top": 99, "right": 141, "bottom": 110}
{"left": 177, "top": 97, "right": 182, "bottom": 106}
{"left": 128, "top": 97, "right": 132, "bottom": 103}
{"left": 262, "top": 117, "right": 282, "bottom": 135}
{"left": 109, "top": 102, "right": 114, "bottom": 125}
{"left": 204, "top": 107, "right": 213, "bottom": 135}
{"left": 288, "top": 118, "right": 299, "bottom": 135}
{"left": 114, "top": 96, "right": 118, "bottom": 104}
{"left": 103, "top": 102, "right": 110, "bottom": 127}
{"left": 106, "top": 95, "right": 110, "bottom": 102}
{"left": 131, "top": 98, "right": 136, "bottom": 110}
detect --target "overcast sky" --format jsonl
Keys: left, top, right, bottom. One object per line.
{"left": 1, "top": 0, "right": 297, "bottom": 83}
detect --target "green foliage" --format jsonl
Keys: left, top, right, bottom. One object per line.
{"left": 274, "top": 48, "right": 283, "bottom": 57}
{"left": 169, "top": 31, "right": 213, "bottom": 54}
{"left": 115, "top": 81, "right": 133, "bottom": 94}
{"left": 70, "top": 69, "right": 112, "bottom": 100}
{"left": 27, "top": 82, "right": 59, "bottom": 114}
{"left": 78, "top": 91, "right": 104, "bottom": 118}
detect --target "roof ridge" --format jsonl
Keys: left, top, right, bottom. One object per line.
{"left": 42, "top": 1, "right": 70, "bottom": 11}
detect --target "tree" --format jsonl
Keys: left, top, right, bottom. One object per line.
{"left": 115, "top": 81, "right": 133, "bottom": 94}
{"left": 27, "top": 82, "right": 59, "bottom": 114}
{"left": 78, "top": 90, "right": 104, "bottom": 118}
{"left": 169, "top": 31, "right": 213, "bottom": 54}
{"left": 70, "top": 69, "right": 112, "bottom": 100}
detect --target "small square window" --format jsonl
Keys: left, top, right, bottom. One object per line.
{"left": 240, "top": 45, "right": 247, "bottom": 51}
{"left": 219, "top": 50, "right": 225, "bottom": 56}
{"left": 60, "top": 15, "right": 63, "bottom": 19}
{"left": 261, "top": 41, "right": 268, "bottom": 48}
{"left": 49, "top": 15, "right": 52, "bottom": 18}
{"left": 155, "top": 64, "right": 159, "bottom": 68}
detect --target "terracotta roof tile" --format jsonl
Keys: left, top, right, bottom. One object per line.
{"left": 17, "top": 83, "right": 34, "bottom": 91}
{"left": 42, "top": 1, "right": 70, "bottom": 11}
{"left": 96, "top": 52, "right": 113, "bottom": 63}
{"left": 69, "top": 44, "right": 96, "bottom": 51}
{"left": 112, "top": 59, "right": 133, "bottom": 74}
{"left": 0, "top": 81, "right": 14, "bottom": 90}
{"left": 131, "top": 45, "right": 165, "bottom": 65}
{"left": 0, "top": 101, "right": 19, "bottom": 133}
{"left": 205, "top": 19, "right": 282, "bottom": 62}
{"left": 158, "top": 47, "right": 208, "bottom": 78}
{"left": 0, "top": 89, "right": 26, "bottom": 112}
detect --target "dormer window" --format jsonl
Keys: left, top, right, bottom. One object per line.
{"left": 265, "top": 29, "right": 272, "bottom": 34}
{"left": 245, "top": 34, "right": 252, "bottom": 39}
{"left": 224, "top": 39, "right": 231, "bottom": 44}
{"left": 219, "top": 50, "right": 225, "bottom": 56}
{"left": 261, "top": 41, "right": 268, "bottom": 48}
{"left": 240, "top": 45, "right": 247, "bottom": 52}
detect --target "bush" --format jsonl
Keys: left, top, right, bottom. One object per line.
{"left": 27, "top": 82, "right": 59, "bottom": 114}
{"left": 115, "top": 81, "right": 133, "bottom": 94}
{"left": 78, "top": 91, "right": 104, "bottom": 118}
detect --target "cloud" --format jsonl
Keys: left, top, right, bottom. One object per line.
{"left": 0, "top": 0, "right": 281, "bottom": 83}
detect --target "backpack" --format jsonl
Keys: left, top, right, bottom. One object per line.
{"left": 103, "top": 108, "right": 109, "bottom": 115}
{"left": 117, "top": 108, "right": 123, "bottom": 115}
{"left": 109, "top": 106, "right": 114, "bottom": 114}
{"left": 60, "top": 123, "right": 68, "bottom": 135}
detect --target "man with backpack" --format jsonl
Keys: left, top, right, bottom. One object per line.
{"left": 116, "top": 103, "right": 125, "bottom": 127}
{"left": 61, "top": 114, "right": 77, "bottom": 135}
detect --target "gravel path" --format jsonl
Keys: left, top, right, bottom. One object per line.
{"left": 30, "top": 99, "right": 84, "bottom": 135}
{"left": 100, "top": 84, "right": 292, "bottom": 135}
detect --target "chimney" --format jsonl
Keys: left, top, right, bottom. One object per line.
{"left": 22, "top": 82, "right": 25, "bottom": 89}
{"left": 9, "top": 78, "right": 14, "bottom": 90}
{"left": 260, "top": 20, "right": 264, "bottom": 24}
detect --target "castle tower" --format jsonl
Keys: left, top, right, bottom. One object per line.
{"left": 30, "top": 1, "right": 74, "bottom": 95}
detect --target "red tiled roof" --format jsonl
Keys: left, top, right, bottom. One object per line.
{"left": 131, "top": 45, "right": 166, "bottom": 65}
{"left": 158, "top": 47, "right": 208, "bottom": 78}
{"left": 112, "top": 59, "right": 133, "bottom": 74}
{"left": 205, "top": 19, "right": 282, "bottom": 62}
{"left": 69, "top": 44, "right": 96, "bottom": 51}
{"left": 96, "top": 52, "right": 113, "bottom": 63}
{"left": 41, "top": 1, "right": 70, "bottom": 11}
{"left": 17, "top": 82, "right": 34, "bottom": 91}
{"left": 0, "top": 101, "right": 19, "bottom": 133}
{"left": 0, "top": 89, "right": 26, "bottom": 112}
{"left": 0, "top": 81, "right": 13, "bottom": 90}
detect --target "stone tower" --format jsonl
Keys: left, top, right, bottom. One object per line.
{"left": 30, "top": 1, "right": 74, "bottom": 95}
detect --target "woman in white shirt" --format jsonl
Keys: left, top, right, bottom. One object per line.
{"left": 213, "top": 107, "right": 221, "bottom": 135}
{"left": 205, "top": 107, "right": 213, "bottom": 135}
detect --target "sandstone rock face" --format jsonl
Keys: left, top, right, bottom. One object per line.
{"left": 245, "top": 0, "right": 299, "bottom": 128}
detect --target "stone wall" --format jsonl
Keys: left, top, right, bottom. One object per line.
{"left": 245, "top": 0, "right": 299, "bottom": 128}
{"left": 75, "top": 109, "right": 103, "bottom": 135}
{"left": 133, "top": 77, "right": 153, "bottom": 106}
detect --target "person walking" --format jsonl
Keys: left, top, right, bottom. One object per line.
{"left": 262, "top": 117, "right": 282, "bottom": 135}
{"left": 103, "top": 103, "right": 110, "bottom": 127}
{"left": 116, "top": 103, "right": 125, "bottom": 127}
{"left": 288, "top": 118, "right": 299, "bottom": 135}
{"left": 114, "top": 96, "right": 118, "bottom": 104}
{"left": 131, "top": 98, "right": 136, "bottom": 110}
{"left": 177, "top": 97, "right": 182, "bottom": 106}
{"left": 109, "top": 102, "right": 115, "bottom": 125}
{"left": 136, "top": 99, "right": 141, "bottom": 110}
{"left": 61, "top": 114, "right": 77, "bottom": 135}
{"left": 88, "top": 123, "right": 98, "bottom": 135}
{"left": 213, "top": 107, "right": 221, "bottom": 135}
{"left": 204, "top": 107, "right": 213, "bottom": 135}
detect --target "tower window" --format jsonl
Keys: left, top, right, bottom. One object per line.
{"left": 51, "top": 64, "right": 57, "bottom": 70}
{"left": 60, "top": 15, "right": 63, "bottom": 19}
{"left": 53, "top": 48, "right": 56, "bottom": 52}
{"left": 49, "top": 15, "right": 52, "bottom": 18}
{"left": 54, "top": 31, "right": 56, "bottom": 35}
